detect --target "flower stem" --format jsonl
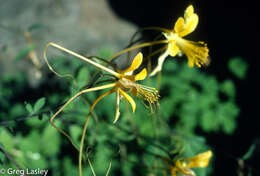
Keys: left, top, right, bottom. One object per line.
{"left": 79, "top": 88, "right": 115, "bottom": 176}
{"left": 109, "top": 40, "right": 168, "bottom": 62}
{"left": 45, "top": 42, "right": 122, "bottom": 77}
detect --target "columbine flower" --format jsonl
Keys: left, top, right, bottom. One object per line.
{"left": 44, "top": 43, "right": 159, "bottom": 124}
{"left": 150, "top": 5, "right": 209, "bottom": 76}
{"left": 111, "top": 52, "right": 160, "bottom": 123}
{"left": 170, "top": 150, "right": 213, "bottom": 176}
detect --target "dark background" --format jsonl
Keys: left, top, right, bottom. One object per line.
{"left": 107, "top": 0, "right": 259, "bottom": 175}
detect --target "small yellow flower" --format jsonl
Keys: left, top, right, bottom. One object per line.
{"left": 150, "top": 5, "right": 209, "bottom": 76}
{"left": 44, "top": 43, "right": 159, "bottom": 124}
{"left": 111, "top": 52, "right": 160, "bottom": 123}
{"left": 171, "top": 150, "right": 213, "bottom": 176}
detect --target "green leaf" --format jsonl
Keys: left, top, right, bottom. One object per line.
{"left": 41, "top": 122, "right": 61, "bottom": 156}
{"left": 10, "top": 103, "right": 26, "bottom": 118}
{"left": 28, "top": 24, "right": 48, "bottom": 32}
{"left": 242, "top": 144, "right": 256, "bottom": 160}
{"left": 76, "top": 67, "right": 89, "bottom": 88}
{"left": 15, "top": 44, "right": 36, "bottom": 61}
{"left": 220, "top": 102, "right": 239, "bottom": 134}
{"left": 228, "top": 57, "right": 248, "bottom": 79}
{"left": 25, "top": 114, "right": 47, "bottom": 127}
{"left": 19, "top": 130, "right": 41, "bottom": 152}
{"left": 185, "top": 135, "right": 208, "bottom": 157}
{"left": 97, "top": 47, "right": 114, "bottom": 59}
{"left": 25, "top": 103, "right": 34, "bottom": 114}
{"left": 63, "top": 157, "right": 79, "bottom": 176}
{"left": 33, "top": 97, "right": 46, "bottom": 113}
{"left": 220, "top": 80, "right": 235, "bottom": 98}
{"left": 69, "top": 125, "right": 82, "bottom": 145}
{"left": 0, "top": 148, "right": 5, "bottom": 163}
{"left": 0, "top": 142, "right": 4, "bottom": 149}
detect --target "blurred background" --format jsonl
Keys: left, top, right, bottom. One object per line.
{"left": 0, "top": 0, "right": 258, "bottom": 175}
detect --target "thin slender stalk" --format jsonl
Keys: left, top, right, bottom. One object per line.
{"left": 43, "top": 43, "right": 77, "bottom": 85}
{"left": 50, "top": 83, "right": 116, "bottom": 153}
{"left": 139, "top": 26, "right": 170, "bottom": 33}
{"left": 87, "top": 156, "right": 96, "bottom": 176}
{"left": 105, "top": 159, "right": 113, "bottom": 176}
{"left": 109, "top": 40, "right": 168, "bottom": 62}
{"left": 79, "top": 88, "right": 115, "bottom": 176}
{"left": 45, "top": 42, "right": 121, "bottom": 78}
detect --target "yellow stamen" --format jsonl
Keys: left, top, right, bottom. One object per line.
{"left": 176, "top": 38, "right": 209, "bottom": 67}
{"left": 136, "top": 85, "right": 160, "bottom": 105}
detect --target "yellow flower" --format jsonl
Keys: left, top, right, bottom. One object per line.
{"left": 111, "top": 52, "right": 160, "bottom": 123}
{"left": 44, "top": 43, "right": 159, "bottom": 124}
{"left": 150, "top": 5, "right": 210, "bottom": 76}
{"left": 171, "top": 150, "right": 213, "bottom": 176}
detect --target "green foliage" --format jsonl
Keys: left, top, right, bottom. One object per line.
{"left": 33, "top": 97, "right": 46, "bottom": 113}
{"left": 0, "top": 73, "right": 27, "bottom": 121}
{"left": 25, "top": 97, "right": 46, "bottom": 115}
{"left": 25, "top": 114, "right": 47, "bottom": 127}
{"left": 41, "top": 122, "right": 61, "bottom": 156}
{"left": 76, "top": 67, "right": 90, "bottom": 88}
{"left": 228, "top": 57, "right": 248, "bottom": 79}
{"left": 157, "top": 60, "right": 239, "bottom": 134}
{"left": 0, "top": 53, "right": 244, "bottom": 175}
{"left": 242, "top": 144, "right": 256, "bottom": 160}
{"left": 69, "top": 125, "right": 82, "bottom": 147}
{"left": 15, "top": 45, "right": 36, "bottom": 61}
{"left": 97, "top": 47, "right": 114, "bottom": 59}
{"left": 28, "top": 24, "right": 48, "bottom": 32}
{"left": 0, "top": 128, "right": 15, "bottom": 150}
{"left": 25, "top": 103, "right": 34, "bottom": 114}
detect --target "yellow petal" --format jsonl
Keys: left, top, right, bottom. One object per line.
{"left": 178, "top": 14, "right": 198, "bottom": 37}
{"left": 175, "top": 160, "right": 195, "bottom": 176}
{"left": 135, "top": 68, "right": 147, "bottom": 81}
{"left": 187, "top": 150, "right": 213, "bottom": 168}
{"left": 113, "top": 89, "right": 120, "bottom": 124}
{"left": 122, "top": 52, "right": 143, "bottom": 74}
{"left": 185, "top": 5, "right": 194, "bottom": 18}
{"left": 168, "top": 42, "right": 180, "bottom": 57}
{"left": 119, "top": 89, "right": 136, "bottom": 112}
{"left": 174, "top": 17, "right": 185, "bottom": 33}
